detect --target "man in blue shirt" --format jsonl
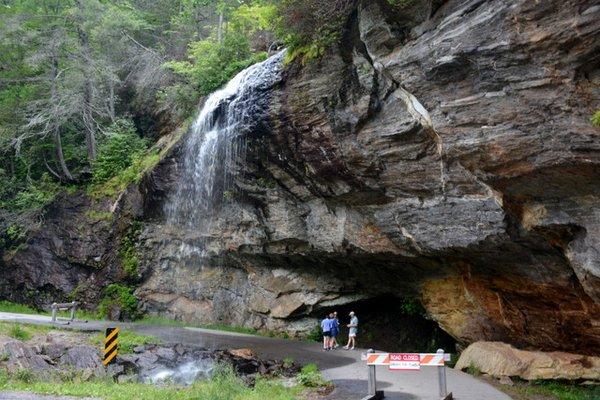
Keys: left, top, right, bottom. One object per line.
{"left": 321, "top": 314, "right": 332, "bottom": 350}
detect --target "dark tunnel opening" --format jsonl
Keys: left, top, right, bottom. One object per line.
{"left": 314, "top": 295, "right": 457, "bottom": 353}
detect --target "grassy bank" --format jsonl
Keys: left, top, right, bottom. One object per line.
{"left": 480, "top": 374, "right": 599, "bottom": 400}
{"left": 90, "top": 329, "right": 161, "bottom": 353}
{"left": 0, "top": 368, "right": 307, "bottom": 400}
{"left": 0, "top": 322, "right": 53, "bottom": 341}
{"left": 505, "top": 380, "right": 599, "bottom": 400}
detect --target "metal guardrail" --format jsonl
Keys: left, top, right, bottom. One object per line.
{"left": 50, "top": 301, "right": 78, "bottom": 323}
{"left": 361, "top": 348, "right": 453, "bottom": 400}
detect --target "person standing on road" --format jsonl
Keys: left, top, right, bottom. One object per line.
{"left": 321, "top": 314, "right": 332, "bottom": 350}
{"left": 344, "top": 311, "right": 358, "bottom": 350}
{"left": 330, "top": 312, "right": 340, "bottom": 349}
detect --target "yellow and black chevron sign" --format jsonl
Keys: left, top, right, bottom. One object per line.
{"left": 103, "top": 327, "right": 119, "bottom": 366}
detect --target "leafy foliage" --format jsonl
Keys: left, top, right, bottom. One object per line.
{"left": 119, "top": 221, "right": 142, "bottom": 279}
{"left": 92, "top": 119, "right": 147, "bottom": 184}
{"left": 591, "top": 110, "right": 600, "bottom": 128}
{"left": 98, "top": 284, "right": 138, "bottom": 320}
{"left": 162, "top": 1, "right": 274, "bottom": 109}
{"left": 297, "top": 363, "right": 331, "bottom": 388}
{"left": 275, "top": 0, "right": 356, "bottom": 63}
{"left": 164, "top": 34, "right": 266, "bottom": 98}
{"left": 399, "top": 296, "right": 426, "bottom": 316}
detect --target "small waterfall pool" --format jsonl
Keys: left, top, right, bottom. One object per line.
{"left": 143, "top": 359, "right": 215, "bottom": 385}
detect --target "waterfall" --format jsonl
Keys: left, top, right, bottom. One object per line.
{"left": 164, "top": 51, "right": 284, "bottom": 239}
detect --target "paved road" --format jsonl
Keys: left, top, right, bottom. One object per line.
{"left": 0, "top": 312, "right": 511, "bottom": 400}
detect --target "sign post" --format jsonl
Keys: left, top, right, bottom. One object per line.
{"left": 437, "top": 348, "right": 449, "bottom": 399}
{"left": 102, "top": 327, "right": 119, "bottom": 366}
{"left": 362, "top": 349, "right": 452, "bottom": 400}
{"left": 362, "top": 349, "right": 385, "bottom": 400}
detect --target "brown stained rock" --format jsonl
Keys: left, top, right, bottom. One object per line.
{"left": 455, "top": 342, "right": 600, "bottom": 381}
{"left": 229, "top": 348, "right": 255, "bottom": 360}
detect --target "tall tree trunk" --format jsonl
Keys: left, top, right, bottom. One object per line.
{"left": 50, "top": 54, "right": 74, "bottom": 182}
{"left": 76, "top": 0, "right": 97, "bottom": 161}
{"left": 217, "top": 12, "right": 224, "bottom": 43}
{"left": 108, "top": 77, "right": 116, "bottom": 123}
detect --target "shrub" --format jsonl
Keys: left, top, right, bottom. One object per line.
{"left": 119, "top": 221, "right": 142, "bottom": 279}
{"left": 10, "top": 173, "right": 60, "bottom": 211}
{"left": 276, "top": 0, "right": 356, "bottom": 63}
{"left": 98, "top": 284, "right": 138, "bottom": 321}
{"left": 5, "top": 224, "right": 26, "bottom": 244}
{"left": 400, "top": 296, "right": 426, "bottom": 316}
{"left": 298, "top": 363, "right": 330, "bottom": 388}
{"left": 306, "top": 323, "right": 322, "bottom": 342}
{"left": 163, "top": 33, "right": 267, "bottom": 98}
{"left": 92, "top": 119, "right": 147, "bottom": 184}
{"left": 466, "top": 362, "right": 481, "bottom": 376}
{"left": 88, "top": 149, "right": 160, "bottom": 199}
{"left": 283, "top": 357, "right": 294, "bottom": 368}
{"left": 591, "top": 110, "right": 600, "bottom": 127}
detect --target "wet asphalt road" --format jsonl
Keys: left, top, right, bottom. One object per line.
{"left": 0, "top": 312, "right": 512, "bottom": 399}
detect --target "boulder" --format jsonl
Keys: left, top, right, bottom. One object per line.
{"left": 155, "top": 347, "right": 177, "bottom": 361}
{"left": 58, "top": 345, "right": 105, "bottom": 378}
{"left": 455, "top": 342, "right": 600, "bottom": 381}
{"left": 1, "top": 340, "right": 52, "bottom": 375}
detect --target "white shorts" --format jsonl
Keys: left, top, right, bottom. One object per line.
{"left": 349, "top": 333, "right": 357, "bottom": 337}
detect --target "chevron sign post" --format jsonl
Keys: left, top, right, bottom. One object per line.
{"left": 102, "top": 327, "right": 119, "bottom": 366}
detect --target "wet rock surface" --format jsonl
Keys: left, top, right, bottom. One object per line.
{"left": 135, "top": 0, "right": 600, "bottom": 354}
{"left": 0, "top": 334, "right": 299, "bottom": 385}
{"left": 2, "top": 0, "right": 599, "bottom": 356}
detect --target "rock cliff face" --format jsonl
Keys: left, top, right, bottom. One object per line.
{"left": 2, "top": 0, "right": 599, "bottom": 355}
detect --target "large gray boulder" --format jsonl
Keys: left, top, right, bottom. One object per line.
{"left": 456, "top": 341, "right": 600, "bottom": 381}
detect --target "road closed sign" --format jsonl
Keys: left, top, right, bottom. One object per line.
{"left": 389, "top": 353, "right": 420, "bottom": 370}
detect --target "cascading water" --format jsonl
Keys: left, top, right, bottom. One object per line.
{"left": 164, "top": 51, "right": 284, "bottom": 245}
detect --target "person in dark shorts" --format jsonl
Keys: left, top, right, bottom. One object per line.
{"left": 330, "top": 311, "right": 340, "bottom": 349}
{"left": 321, "top": 314, "right": 332, "bottom": 350}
